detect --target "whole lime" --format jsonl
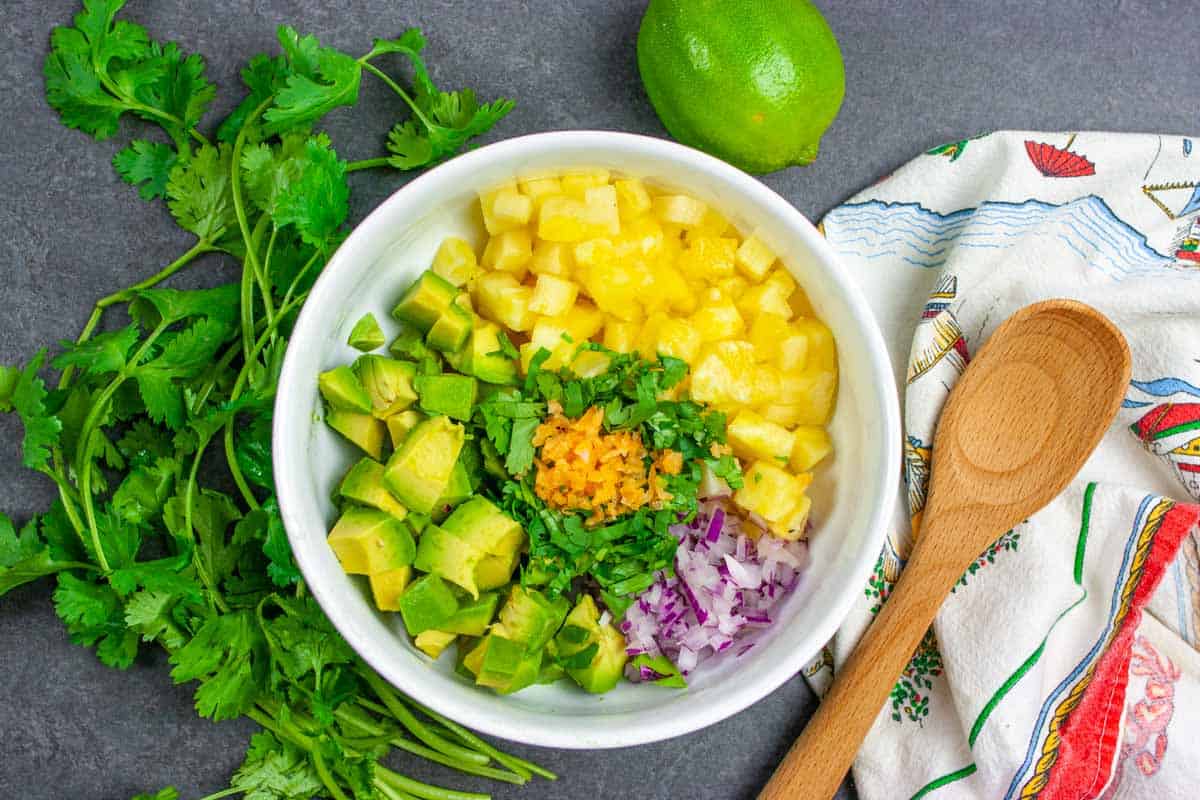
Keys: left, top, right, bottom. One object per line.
{"left": 637, "top": 0, "right": 845, "bottom": 174}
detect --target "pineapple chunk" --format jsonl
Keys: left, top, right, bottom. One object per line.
{"left": 571, "top": 349, "right": 613, "bottom": 377}
{"left": 790, "top": 426, "right": 833, "bottom": 471}
{"left": 765, "top": 267, "right": 797, "bottom": 296}
{"left": 655, "top": 317, "right": 703, "bottom": 364}
{"left": 537, "top": 196, "right": 594, "bottom": 242}
{"left": 691, "top": 298, "right": 745, "bottom": 342}
{"left": 615, "top": 178, "right": 653, "bottom": 220}
{"left": 792, "top": 317, "right": 837, "bottom": 372}
{"left": 480, "top": 182, "right": 532, "bottom": 234}
{"left": 614, "top": 215, "right": 665, "bottom": 259}
{"left": 603, "top": 319, "right": 640, "bottom": 353}
{"left": 749, "top": 313, "right": 792, "bottom": 362}
{"left": 773, "top": 494, "right": 812, "bottom": 540}
{"left": 779, "top": 369, "right": 838, "bottom": 425}
{"left": 530, "top": 240, "right": 574, "bottom": 277}
{"left": 736, "top": 234, "right": 777, "bottom": 280}
{"left": 653, "top": 194, "right": 708, "bottom": 227}
{"left": 690, "top": 207, "right": 733, "bottom": 238}
{"left": 430, "top": 236, "right": 478, "bottom": 286}
{"left": 789, "top": 286, "right": 816, "bottom": 318}
{"left": 529, "top": 274, "right": 579, "bottom": 316}
{"left": 561, "top": 169, "right": 611, "bottom": 198}
{"left": 573, "top": 237, "right": 618, "bottom": 269}
{"left": 737, "top": 282, "right": 793, "bottom": 321}
{"left": 734, "top": 460, "right": 803, "bottom": 524}
{"left": 677, "top": 236, "right": 738, "bottom": 282}
{"left": 636, "top": 312, "right": 671, "bottom": 360}
{"left": 776, "top": 329, "right": 810, "bottom": 372}
{"left": 579, "top": 254, "right": 645, "bottom": 322}
{"left": 760, "top": 404, "right": 805, "bottom": 428}
{"left": 522, "top": 304, "right": 605, "bottom": 371}
{"left": 690, "top": 341, "right": 757, "bottom": 406}
{"left": 751, "top": 366, "right": 783, "bottom": 406}
{"left": 475, "top": 272, "right": 534, "bottom": 332}
{"left": 583, "top": 185, "right": 621, "bottom": 236}
{"left": 717, "top": 275, "right": 749, "bottom": 299}
{"left": 518, "top": 175, "right": 563, "bottom": 210}
{"left": 727, "top": 410, "right": 796, "bottom": 464}
{"left": 481, "top": 228, "right": 532, "bottom": 276}
{"left": 651, "top": 262, "right": 697, "bottom": 315}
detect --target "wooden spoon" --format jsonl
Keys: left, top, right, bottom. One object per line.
{"left": 759, "top": 299, "right": 1131, "bottom": 800}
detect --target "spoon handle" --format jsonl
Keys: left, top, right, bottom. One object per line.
{"left": 759, "top": 547, "right": 951, "bottom": 800}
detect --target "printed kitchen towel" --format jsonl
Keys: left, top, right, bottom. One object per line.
{"left": 803, "top": 131, "right": 1200, "bottom": 799}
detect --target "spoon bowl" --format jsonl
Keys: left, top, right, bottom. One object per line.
{"left": 760, "top": 299, "right": 1132, "bottom": 800}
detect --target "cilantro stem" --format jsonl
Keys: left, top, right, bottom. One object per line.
{"left": 231, "top": 97, "right": 274, "bottom": 363}
{"left": 360, "top": 62, "right": 438, "bottom": 131}
{"left": 194, "top": 788, "right": 242, "bottom": 800}
{"left": 375, "top": 767, "right": 490, "bottom": 800}
{"left": 346, "top": 157, "right": 392, "bottom": 173}
{"left": 359, "top": 670, "right": 490, "bottom": 766}
{"left": 310, "top": 748, "right": 353, "bottom": 800}
{"left": 185, "top": 434, "right": 230, "bottom": 613}
{"left": 377, "top": 784, "right": 421, "bottom": 800}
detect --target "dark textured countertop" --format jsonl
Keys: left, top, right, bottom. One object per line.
{"left": 2, "top": 2, "right": 1194, "bottom": 798}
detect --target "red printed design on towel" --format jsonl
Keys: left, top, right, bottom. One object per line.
{"left": 1099, "top": 636, "right": 1180, "bottom": 798}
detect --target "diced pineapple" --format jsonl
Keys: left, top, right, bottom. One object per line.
{"left": 522, "top": 304, "right": 605, "bottom": 371}
{"left": 603, "top": 319, "right": 639, "bottom": 353}
{"left": 690, "top": 207, "right": 733, "bottom": 238}
{"left": 677, "top": 236, "right": 738, "bottom": 282}
{"left": 579, "top": 255, "right": 645, "bottom": 322}
{"left": 571, "top": 349, "right": 613, "bottom": 378}
{"left": 773, "top": 494, "right": 812, "bottom": 540}
{"left": 615, "top": 178, "right": 653, "bottom": 221}
{"left": 481, "top": 229, "right": 533, "bottom": 276}
{"left": 518, "top": 175, "right": 563, "bottom": 210}
{"left": 652, "top": 262, "right": 697, "bottom": 314}
{"left": 690, "top": 341, "right": 757, "bottom": 406}
{"left": 430, "top": 236, "right": 478, "bottom": 286}
{"left": 538, "top": 196, "right": 593, "bottom": 242}
{"left": 737, "top": 282, "right": 793, "bottom": 321}
{"left": 717, "top": 275, "right": 749, "bottom": 299}
{"left": 734, "top": 460, "right": 802, "bottom": 524}
{"left": 655, "top": 317, "right": 702, "bottom": 364}
{"left": 529, "top": 274, "right": 579, "bottom": 316}
{"left": 614, "top": 215, "right": 665, "bottom": 259}
{"left": 561, "top": 169, "right": 611, "bottom": 198}
{"left": 765, "top": 267, "right": 797, "bottom": 296}
{"left": 653, "top": 194, "right": 708, "bottom": 227}
{"left": 573, "top": 237, "right": 618, "bottom": 269}
{"left": 779, "top": 369, "right": 838, "bottom": 425}
{"left": 748, "top": 313, "right": 792, "bottom": 362}
{"left": 759, "top": 404, "right": 804, "bottom": 428}
{"left": 475, "top": 272, "right": 534, "bottom": 332}
{"left": 636, "top": 312, "right": 671, "bottom": 360}
{"left": 583, "top": 185, "right": 621, "bottom": 237}
{"left": 789, "top": 286, "right": 816, "bottom": 318}
{"left": 792, "top": 317, "right": 837, "bottom": 372}
{"left": 736, "top": 234, "right": 777, "bottom": 280}
{"left": 530, "top": 240, "right": 574, "bottom": 277}
{"left": 480, "top": 182, "right": 532, "bottom": 234}
{"left": 751, "top": 366, "right": 782, "bottom": 406}
{"left": 691, "top": 299, "right": 745, "bottom": 342}
{"left": 776, "top": 330, "right": 809, "bottom": 372}
{"left": 790, "top": 426, "right": 833, "bottom": 471}
{"left": 727, "top": 410, "right": 796, "bottom": 464}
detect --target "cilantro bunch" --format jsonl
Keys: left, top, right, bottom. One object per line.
{"left": 1, "top": 2, "right": 551, "bottom": 798}
{"left": 475, "top": 345, "right": 742, "bottom": 615}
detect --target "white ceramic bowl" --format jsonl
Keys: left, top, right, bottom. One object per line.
{"left": 274, "top": 131, "right": 899, "bottom": 749}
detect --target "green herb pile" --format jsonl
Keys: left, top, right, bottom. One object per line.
{"left": 475, "top": 344, "right": 743, "bottom": 617}
{"left": 0, "top": 2, "right": 557, "bottom": 798}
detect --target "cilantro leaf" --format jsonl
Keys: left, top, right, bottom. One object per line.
{"left": 135, "top": 42, "right": 215, "bottom": 134}
{"left": 130, "top": 282, "right": 240, "bottom": 328}
{"left": 232, "top": 731, "right": 325, "bottom": 800}
{"left": 11, "top": 351, "right": 63, "bottom": 470}
{"left": 165, "top": 143, "right": 238, "bottom": 244}
{"left": 54, "top": 572, "right": 140, "bottom": 668}
{"left": 44, "top": 22, "right": 135, "bottom": 139}
{"left": 133, "top": 318, "right": 235, "bottom": 428}
{"left": 0, "top": 365, "right": 18, "bottom": 411}
{"left": 169, "top": 610, "right": 268, "bottom": 720}
{"left": 240, "top": 131, "right": 309, "bottom": 217}
{"left": 111, "top": 457, "right": 178, "bottom": 525}
{"left": 0, "top": 513, "right": 41, "bottom": 567}
{"left": 272, "top": 134, "right": 349, "bottom": 251}
{"left": 124, "top": 590, "right": 189, "bottom": 650}
{"left": 113, "top": 140, "right": 178, "bottom": 200}
{"left": 262, "top": 26, "right": 362, "bottom": 136}
{"left": 52, "top": 324, "right": 140, "bottom": 377}
{"left": 218, "top": 53, "right": 290, "bottom": 142}
{"left": 505, "top": 417, "right": 539, "bottom": 476}
{"left": 131, "top": 788, "right": 179, "bottom": 800}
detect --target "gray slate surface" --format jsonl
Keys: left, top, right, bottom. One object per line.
{"left": 1, "top": 1, "right": 1195, "bottom": 798}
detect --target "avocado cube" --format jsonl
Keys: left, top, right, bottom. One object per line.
{"left": 386, "top": 409, "right": 425, "bottom": 449}
{"left": 462, "top": 635, "right": 488, "bottom": 676}
{"left": 383, "top": 416, "right": 465, "bottom": 514}
{"left": 455, "top": 636, "right": 481, "bottom": 679}
{"left": 348, "top": 312, "right": 386, "bottom": 352}
{"left": 474, "top": 551, "right": 519, "bottom": 591}
{"left": 368, "top": 566, "right": 413, "bottom": 611}
{"left": 319, "top": 365, "right": 372, "bottom": 413}
{"left": 571, "top": 624, "right": 627, "bottom": 694}
{"left": 327, "top": 507, "right": 416, "bottom": 575}
{"left": 430, "top": 461, "right": 473, "bottom": 523}
{"left": 441, "top": 592, "right": 500, "bottom": 637}
{"left": 414, "top": 629, "right": 457, "bottom": 659}
{"left": 397, "top": 574, "right": 459, "bottom": 635}
{"left": 326, "top": 409, "right": 387, "bottom": 460}
{"left": 537, "top": 640, "right": 567, "bottom": 684}
{"left": 442, "top": 497, "right": 525, "bottom": 556}
{"left": 339, "top": 458, "right": 408, "bottom": 520}
{"left": 475, "top": 632, "right": 543, "bottom": 694}
{"left": 414, "top": 524, "right": 485, "bottom": 599}
{"left": 355, "top": 355, "right": 418, "bottom": 419}
{"left": 392, "top": 270, "right": 459, "bottom": 332}
{"left": 554, "top": 595, "right": 628, "bottom": 694}
{"left": 426, "top": 304, "right": 474, "bottom": 354}
{"left": 414, "top": 374, "right": 477, "bottom": 422}
{"left": 497, "top": 586, "right": 571, "bottom": 652}
{"left": 468, "top": 321, "right": 519, "bottom": 385}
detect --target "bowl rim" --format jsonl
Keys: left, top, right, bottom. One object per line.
{"left": 274, "top": 129, "right": 900, "bottom": 748}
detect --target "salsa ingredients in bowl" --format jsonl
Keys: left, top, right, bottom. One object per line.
{"left": 316, "top": 169, "right": 836, "bottom": 696}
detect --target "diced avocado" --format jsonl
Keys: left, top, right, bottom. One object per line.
{"left": 630, "top": 654, "right": 687, "bottom": 688}
{"left": 474, "top": 551, "right": 519, "bottom": 591}
{"left": 462, "top": 635, "right": 487, "bottom": 676}
{"left": 368, "top": 566, "right": 412, "bottom": 611}
{"left": 430, "top": 461, "right": 473, "bottom": 522}
{"left": 426, "top": 303, "right": 474, "bottom": 354}
{"left": 326, "top": 409, "right": 387, "bottom": 459}
{"left": 474, "top": 631, "right": 543, "bottom": 694}
{"left": 339, "top": 458, "right": 407, "bottom": 520}
{"left": 414, "top": 629, "right": 457, "bottom": 659}
{"left": 480, "top": 438, "right": 507, "bottom": 480}
{"left": 414, "top": 374, "right": 477, "bottom": 422}
{"left": 392, "top": 270, "right": 459, "bottom": 332}
{"left": 442, "top": 497, "right": 525, "bottom": 556}
{"left": 455, "top": 636, "right": 480, "bottom": 679}
{"left": 555, "top": 595, "right": 628, "bottom": 694}
{"left": 383, "top": 416, "right": 465, "bottom": 514}
{"left": 397, "top": 573, "right": 459, "bottom": 635}
{"left": 386, "top": 409, "right": 424, "bottom": 449}
{"left": 414, "top": 524, "right": 485, "bottom": 598}
{"left": 348, "top": 312, "right": 386, "bottom": 351}
{"left": 389, "top": 327, "right": 444, "bottom": 375}
{"left": 443, "top": 340, "right": 470, "bottom": 373}
{"left": 327, "top": 507, "right": 416, "bottom": 575}
{"left": 537, "top": 640, "right": 567, "bottom": 684}
{"left": 441, "top": 592, "right": 500, "bottom": 636}
{"left": 469, "top": 321, "right": 520, "bottom": 385}
{"left": 355, "top": 355, "right": 418, "bottom": 418}
{"left": 319, "top": 365, "right": 372, "bottom": 413}
{"left": 497, "top": 586, "right": 570, "bottom": 652}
